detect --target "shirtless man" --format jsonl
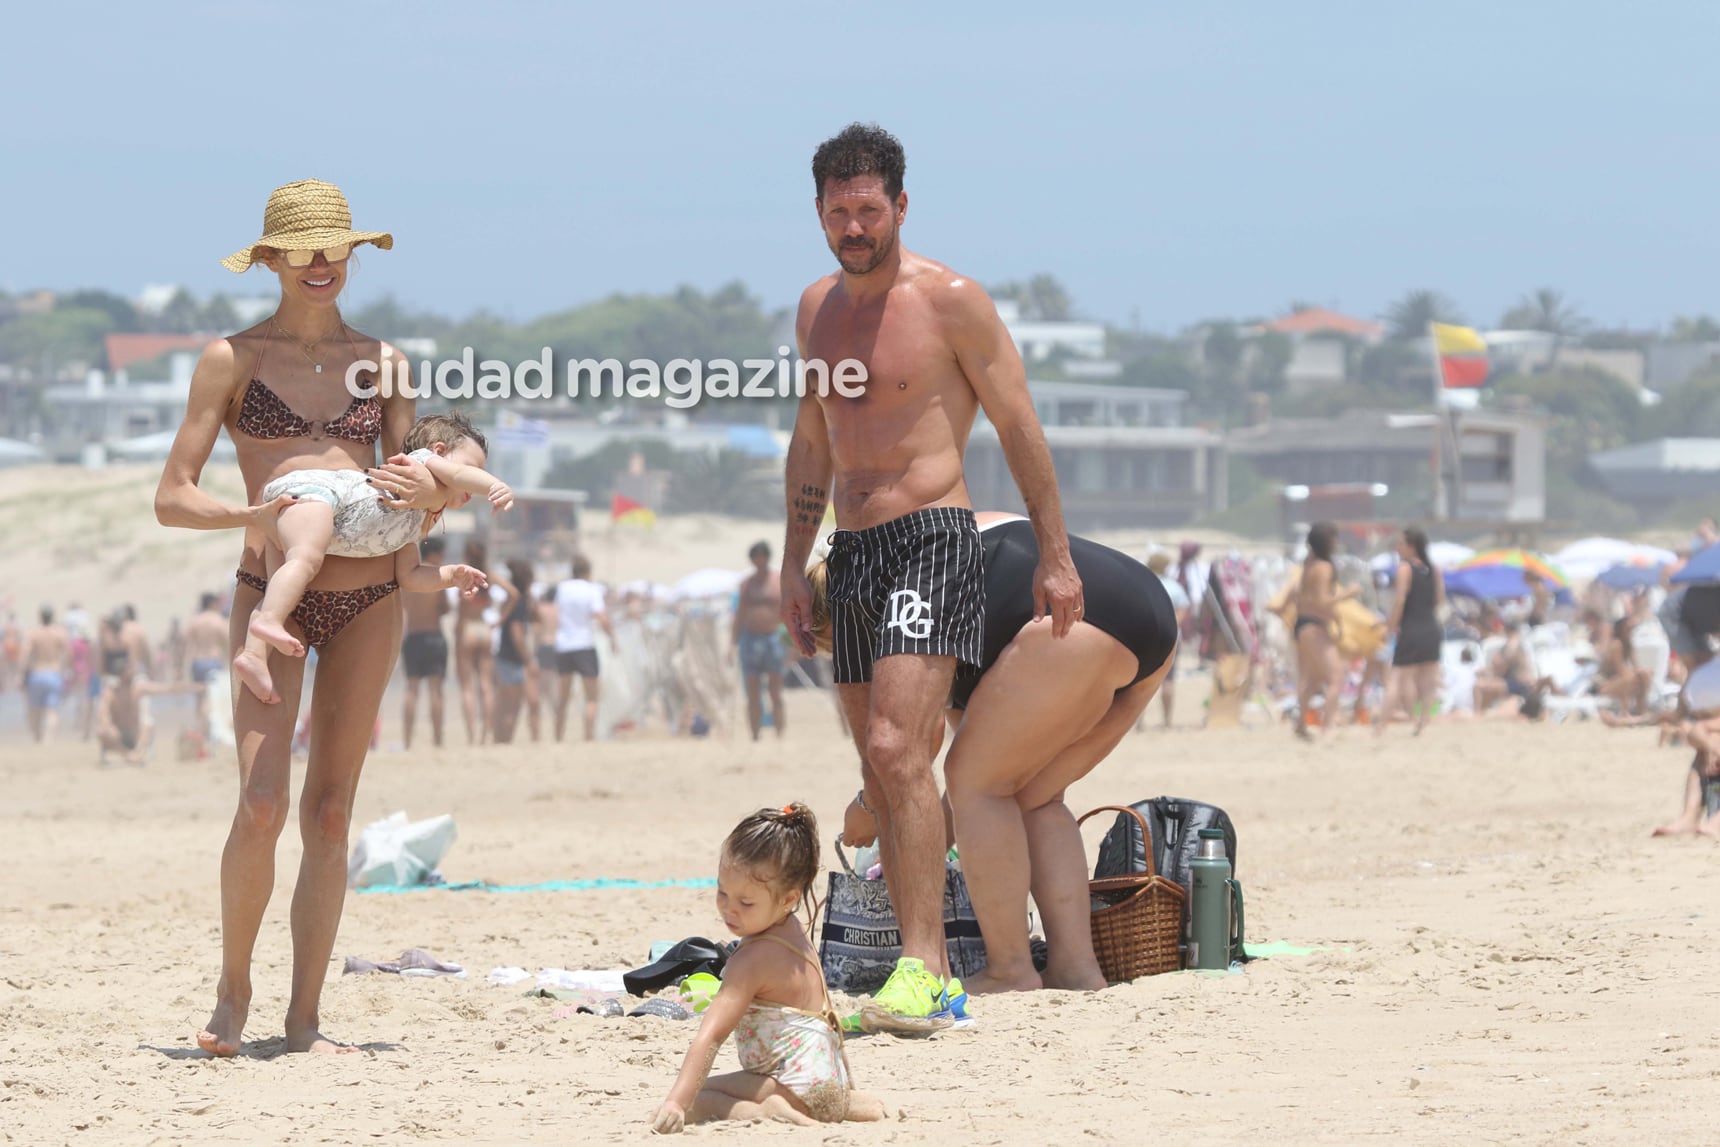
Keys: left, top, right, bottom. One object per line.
{"left": 22, "top": 605, "right": 71, "bottom": 742}
{"left": 96, "top": 657, "right": 197, "bottom": 766}
{"left": 401, "top": 536, "right": 453, "bottom": 749}
{"left": 117, "top": 605, "right": 155, "bottom": 681}
{"left": 1474, "top": 622, "right": 1538, "bottom": 714}
{"left": 780, "top": 123, "right": 1081, "bottom": 1031}
{"left": 733, "top": 541, "right": 787, "bottom": 741}
{"left": 184, "top": 593, "right": 229, "bottom": 734}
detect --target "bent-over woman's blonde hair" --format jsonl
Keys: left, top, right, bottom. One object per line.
{"left": 806, "top": 559, "right": 833, "bottom": 656}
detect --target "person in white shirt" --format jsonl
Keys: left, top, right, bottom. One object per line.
{"left": 553, "top": 554, "right": 616, "bottom": 741}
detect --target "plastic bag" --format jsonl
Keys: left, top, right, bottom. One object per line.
{"left": 347, "top": 810, "right": 458, "bottom": 889}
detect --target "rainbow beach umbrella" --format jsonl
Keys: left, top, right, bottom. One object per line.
{"left": 1444, "top": 548, "right": 1573, "bottom": 602}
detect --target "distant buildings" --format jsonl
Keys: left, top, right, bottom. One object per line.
{"left": 37, "top": 356, "right": 215, "bottom": 464}
{"left": 1228, "top": 408, "right": 1547, "bottom": 526}
{"left": 1588, "top": 438, "right": 1720, "bottom": 512}
{"left": 995, "top": 299, "right": 1108, "bottom": 363}
{"left": 1246, "top": 307, "right": 1384, "bottom": 395}
{"left": 966, "top": 381, "right": 1227, "bottom": 529}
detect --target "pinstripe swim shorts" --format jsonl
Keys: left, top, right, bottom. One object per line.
{"left": 824, "top": 506, "right": 985, "bottom": 686}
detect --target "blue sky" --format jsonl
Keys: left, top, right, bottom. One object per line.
{"left": 5, "top": 1, "right": 1717, "bottom": 333}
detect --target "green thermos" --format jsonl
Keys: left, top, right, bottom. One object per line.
{"left": 1189, "top": 828, "right": 1242, "bottom": 970}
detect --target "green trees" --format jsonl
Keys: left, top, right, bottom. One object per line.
{"left": 1384, "top": 289, "right": 1464, "bottom": 341}
{"left": 0, "top": 307, "right": 115, "bottom": 375}
{"left": 1499, "top": 288, "right": 1588, "bottom": 336}
{"left": 1670, "top": 315, "right": 1720, "bottom": 343}
{"left": 990, "top": 273, "right": 1074, "bottom": 321}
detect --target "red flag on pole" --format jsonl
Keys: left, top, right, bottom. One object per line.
{"left": 611, "top": 492, "right": 656, "bottom": 527}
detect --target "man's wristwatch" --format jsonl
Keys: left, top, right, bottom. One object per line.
{"left": 855, "top": 788, "right": 871, "bottom": 814}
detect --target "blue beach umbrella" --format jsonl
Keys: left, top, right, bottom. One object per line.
{"left": 1672, "top": 542, "right": 1720, "bottom": 586}
{"left": 1596, "top": 562, "right": 1666, "bottom": 591}
{"left": 1444, "top": 549, "right": 1575, "bottom": 604}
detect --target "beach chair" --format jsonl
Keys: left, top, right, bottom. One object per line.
{"left": 1631, "top": 624, "right": 1680, "bottom": 711}
{"left": 1537, "top": 647, "right": 1606, "bottom": 723}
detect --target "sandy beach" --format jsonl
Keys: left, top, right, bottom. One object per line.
{"left": 4, "top": 698, "right": 1717, "bottom": 1144}
{"left": 3, "top": 463, "right": 1719, "bottom": 1144}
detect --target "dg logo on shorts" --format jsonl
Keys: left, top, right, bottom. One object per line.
{"left": 824, "top": 506, "right": 985, "bottom": 685}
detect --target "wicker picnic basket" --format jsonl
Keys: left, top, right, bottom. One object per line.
{"left": 1080, "top": 805, "right": 1187, "bottom": 981}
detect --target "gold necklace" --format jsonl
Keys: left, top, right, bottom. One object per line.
{"left": 272, "top": 318, "right": 344, "bottom": 374}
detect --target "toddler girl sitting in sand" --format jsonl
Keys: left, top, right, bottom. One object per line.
{"left": 235, "top": 411, "right": 511, "bottom": 703}
{"left": 651, "top": 802, "right": 885, "bottom": 1133}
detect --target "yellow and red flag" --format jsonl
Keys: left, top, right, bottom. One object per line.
{"left": 1432, "top": 322, "right": 1489, "bottom": 389}
{"left": 611, "top": 492, "right": 656, "bottom": 528}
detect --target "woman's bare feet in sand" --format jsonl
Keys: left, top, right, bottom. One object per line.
{"left": 232, "top": 649, "right": 279, "bottom": 705}
{"left": 1651, "top": 818, "right": 1700, "bottom": 837}
{"left": 285, "top": 1027, "right": 362, "bottom": 1055}
{"left": 963, "top": 967, "right": 1043, "bottom": 994}
{"left": 196, "top": 991, "right": 249, "bottom": 1057}
{"left": 843, "top": 1092, "right": 888, "bottom": 1122}
{"left": 1040, "top": 966, "right": 1108, "bottom": 992}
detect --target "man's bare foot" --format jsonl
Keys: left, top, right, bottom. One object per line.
{"left": 1040, "top": 965, "right": 1108, "bottom": 992}
{"left": 1652, "top": 819, "right": 1699, "bottom": 837}
{"left": 285, "top": 1028, "right": 362, "bottom": 1055}
{"left": 248, "top": 615, "right": 304, "bottom": 660}
{"left": 196, "top": 995, "right": 248, "bottom": 1057}
{"left": 963, "top": 968, "right": 1042, "bottom": 994}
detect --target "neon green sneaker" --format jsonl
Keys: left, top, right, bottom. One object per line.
{"left": 858, "top": 958, "right": 956, "bottom": 1035}
{"left": 942, "top": 977, "right": 974, "bottom": 1029}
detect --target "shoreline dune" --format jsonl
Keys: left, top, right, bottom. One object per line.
{"left": 4, "top": 696, "right": 1717, "bottom": 1143}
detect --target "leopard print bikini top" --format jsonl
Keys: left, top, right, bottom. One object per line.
{"left": 234, "top": 323, "right": 383, "bottom": 445}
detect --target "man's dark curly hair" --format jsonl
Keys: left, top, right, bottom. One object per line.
{"left": 812, "top": 122, "right": 906, "bottom": 201}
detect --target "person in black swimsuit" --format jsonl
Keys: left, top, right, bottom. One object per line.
{"left": 819, "top": 512, "right": 1178, "bottom": 995}
{"left": 1292, "top": 521, "right": 1360, "bottom": 740}
{"left": 1378, "top": 526, "right": 1445, "bottom": 736}
{"left": 490, "top": 559, "right": 534, "bottom": 744}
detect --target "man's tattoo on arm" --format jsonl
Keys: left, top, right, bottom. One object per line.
{"left": 792, "top": 483, "right": 827, "bottom": 527}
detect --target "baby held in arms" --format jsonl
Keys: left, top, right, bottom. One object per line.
{"left": 235, "top": 411, "right": 512, "bottom": 703}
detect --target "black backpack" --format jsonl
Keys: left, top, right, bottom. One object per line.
{"left": 1094, "top": 796, "right": 1238, "bottom": 921}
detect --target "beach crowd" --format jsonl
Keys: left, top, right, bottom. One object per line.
{"left": 7, "top": 124, "right": 1717, "bottom": 1132}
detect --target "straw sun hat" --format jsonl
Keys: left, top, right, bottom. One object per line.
{"left": 220, "top": 178, "right": 393, "bottom": 273}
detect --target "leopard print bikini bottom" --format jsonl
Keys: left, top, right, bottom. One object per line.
{"left": 234, "top": 569, "right": 399, "bottom": 649}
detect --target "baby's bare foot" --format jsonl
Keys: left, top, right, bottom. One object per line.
{"left": 843, "top": 1092, "right": 888, "bottom": 1122}
{"left": 248, "top": 615, "right": 303, "bottom": 659}
{"left": 232, "top": 650, "right": 278, "bottom": 705}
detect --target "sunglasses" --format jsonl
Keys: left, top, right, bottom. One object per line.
{"left": 281, "top": 244, "right": 352, "bottom": 268}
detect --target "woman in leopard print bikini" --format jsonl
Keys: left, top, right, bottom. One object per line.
{"left": 155, "top": 179, "right": 442, "bottom": 1058}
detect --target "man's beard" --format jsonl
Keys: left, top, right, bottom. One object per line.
{"left": 833, "top": 225, "right": 895, "bottom": 275}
